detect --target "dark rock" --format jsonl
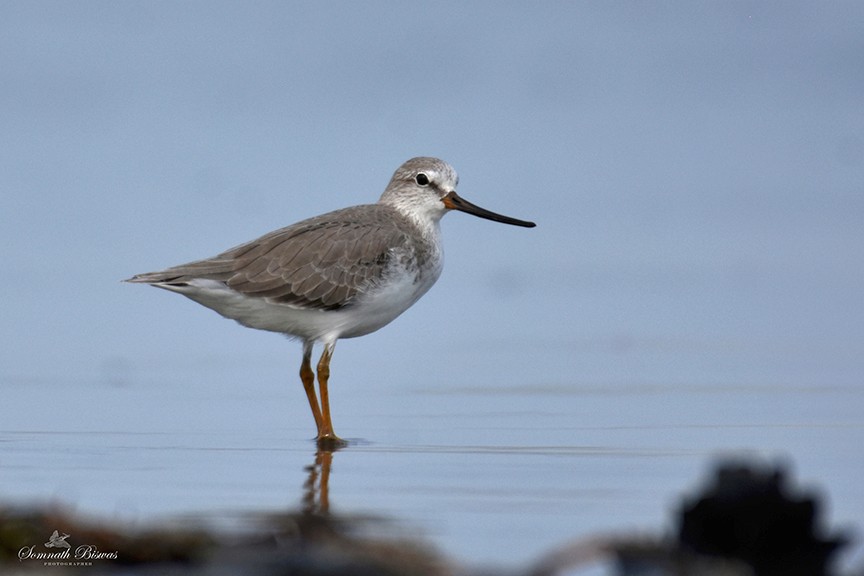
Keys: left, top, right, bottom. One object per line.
{"left": 678, "top": 460, "right": 848, "bottom": 576}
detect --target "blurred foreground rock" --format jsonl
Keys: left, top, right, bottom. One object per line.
{"left": 676, "top": 461, "right": 847, "bottom": 576}
{"left": 0, "top": 507, "right": 448, "bottom": 576}
{"left": 0, "top": 458, "right": 857, "bottom": 576}
{"left": 532, "top": 459, "right": 854, "bottom": 576}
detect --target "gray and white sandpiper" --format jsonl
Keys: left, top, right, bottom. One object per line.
{"left": 126, "top": 157, "right": 535, "bottom": 448}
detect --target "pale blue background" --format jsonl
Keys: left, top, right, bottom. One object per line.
{"left": 1, "top": 2, "right": 862, "bottom": 572}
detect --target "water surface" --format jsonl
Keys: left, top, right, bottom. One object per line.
{"left": 3, "top": 351, "right": 861, "bottom": 571}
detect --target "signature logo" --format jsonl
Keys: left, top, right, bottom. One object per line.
{"left": 18, "top": 530, "right": 119, "bottom": 565}
{"left": 44, "top": 530, "right": 71, "bottom": 549}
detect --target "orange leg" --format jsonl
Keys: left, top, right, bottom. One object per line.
{"left": 300, "top": 342, "right": 323, "bottom": 437}
{"left": 316, "top": 342, "right": 344, "bottom": 447}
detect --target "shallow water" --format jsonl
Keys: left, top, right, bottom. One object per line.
{"left": 2, "top": 352, "right": 862, "bottom": 572}
{"left": 2, "top": 3, "right": 863, "bottom": 573}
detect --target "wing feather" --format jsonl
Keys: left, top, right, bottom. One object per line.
{"left": 126, "top": 205, "right": 416, "bottom": 311}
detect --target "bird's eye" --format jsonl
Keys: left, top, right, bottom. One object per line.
{"left": 415, "top": 173, "right": 430, "bottom": 186}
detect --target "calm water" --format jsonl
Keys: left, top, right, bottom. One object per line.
{"left": 2, "top": 345, "right": 862, "bottom": 572}
{"left": 3, "top": 3, "right": 863, "bottom": 573}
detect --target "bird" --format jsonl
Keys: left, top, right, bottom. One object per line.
{"left": 125, "top": 157, "right": 535, "bottom": 448}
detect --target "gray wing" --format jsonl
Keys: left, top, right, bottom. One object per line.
{"left": 127, "top": 206, "right": 413, "bottom": 310}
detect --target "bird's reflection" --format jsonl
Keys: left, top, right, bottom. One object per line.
{"left": 302, "top": 449, "right": 334, "bottom": 515}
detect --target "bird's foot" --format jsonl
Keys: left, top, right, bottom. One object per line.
{"left": 316, "top": 433, "right": 348, "bottom": 451}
